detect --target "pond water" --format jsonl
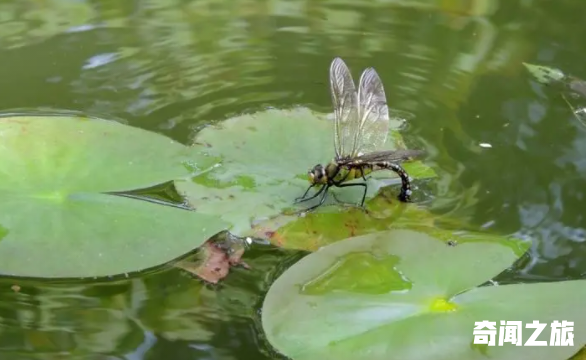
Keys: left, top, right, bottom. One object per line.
{"left": 1, "top": 0, "right": 586, "bottom": 359}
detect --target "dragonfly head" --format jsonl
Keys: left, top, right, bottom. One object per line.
{"left": 308, "top": 164, "right": 327, "bottom": 185}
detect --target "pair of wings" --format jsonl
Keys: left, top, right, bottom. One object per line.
{"left": 329, "top": 57, "right": 392, "bottom": 160}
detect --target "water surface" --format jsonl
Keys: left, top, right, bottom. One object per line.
{"left": 0, "top": 0, "right": 585, "bottom": 358}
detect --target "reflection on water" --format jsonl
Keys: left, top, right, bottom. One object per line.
{"left": 1, "top": 0, "right": 586, "bottom": 358}
{"left": 0, "top": 245, "right": 299, "bottom": 359}
{"left": 0, "top": 0, "right": 531, "bottom": 144}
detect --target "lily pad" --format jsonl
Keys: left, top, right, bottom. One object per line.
{"left": 178, "top": 107, "right": 435, "bottom": 235}
{"left": 0, "top": 114, "right": 226, "bottom": 278}
{"left": 261, "top": 229, "right": 585, "bottom": 360}
{"left": 246, "top": 184, "right": 526, "bottom": 252}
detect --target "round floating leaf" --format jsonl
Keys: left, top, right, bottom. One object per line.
{"left": 262, "top": 229, "right": 586, "bottom": 360}
{"left": 0, "top": 115, "right": 226, "bottom": 278}
{"left": 178, "top": 107, "right": 435, "bottom": 235}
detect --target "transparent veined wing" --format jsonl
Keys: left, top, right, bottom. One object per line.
{"left": 329, "top": 57, "right": 360, "bottom": 159}
{"left": 351, "top": 149, "right": 425, "bottom": 163}
{"left": 351, "top": 66, "right": 390, "bottom": 157}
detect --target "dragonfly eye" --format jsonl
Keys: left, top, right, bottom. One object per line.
{"left": 308, "top": 164, "right": 325, "bottom": 184}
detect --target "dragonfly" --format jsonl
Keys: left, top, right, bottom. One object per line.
{"left": 295, "top": 57, "right": 424, "bottom": 212}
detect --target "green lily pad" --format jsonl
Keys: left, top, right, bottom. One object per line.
{"left": 246, "top": 185, "right": 525, "bottom": 252}
{"left": 0, "top": 114, "right": 226, "bottom": 278}
{"left": 261, "top": 229, "right": 585, "bottom": 360}
{"left": 250, "top": 201, "right": 526, "bottom": 252}
{"left": 178, "top": 107, "right": 435, "bottom": 235}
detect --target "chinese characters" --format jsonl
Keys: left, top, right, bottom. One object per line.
{"left": 473, "top": 320, "right": 574, "bottom": 346}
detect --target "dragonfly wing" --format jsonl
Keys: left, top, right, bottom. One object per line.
{"left": 329, "top": 58, "right": 359, "bottom": 159}
{"left": 352, "top": 67, "right": 390, "bottom": 157}
{"left": 353, "top": 149, "right": 425, "bottom": 163}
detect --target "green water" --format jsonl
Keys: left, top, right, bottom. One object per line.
{"left": 1, "top": 0, "right": 586, "bottom": 358}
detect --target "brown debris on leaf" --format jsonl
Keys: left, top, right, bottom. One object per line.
{"left": 175, "top": 238, "right": 250, "bottom": 284}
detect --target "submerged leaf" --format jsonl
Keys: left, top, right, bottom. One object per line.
{"left": 262, "top": 229, "right": 584, "bottom": 360}
{"left": 523, "top": 62, "right": 586, "bottom": 99}
{"left": 523, "top": 62, "right": 566, "bottom": 85}
{"left": 522, "top": 63, "right": 586, "bottom": 127}
{"left": 0, "top": 115, "right": 226, "bottom": 278}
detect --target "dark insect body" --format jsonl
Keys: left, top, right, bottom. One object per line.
{"left": 295, "top": 57, "right": 424, "bottom": 212}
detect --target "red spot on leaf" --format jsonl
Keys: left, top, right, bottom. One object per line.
{"left": 344, "top": 220, "right": 358, "bottom": 237}
{"left": 267, "top": 231, "right": 286, "bottom": 247}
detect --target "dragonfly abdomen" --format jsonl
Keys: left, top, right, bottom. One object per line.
{"left": 333, "top": 160, "right": 412, "bottom": 198}
{"left": 368, "top": 160, "right": 413, "bottom": 200}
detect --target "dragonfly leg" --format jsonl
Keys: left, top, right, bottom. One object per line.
{"left": 301, "top": 185, "right": 330, "bottom": 212}
{"left": 295, "top": 184, "right": 316, "bottom": 202}
{"left": 295, "top": 184, "right": 326, "bottom": 204}
{"left": 377, "top": 162, "right": 412, "bottom": 202}
{"left": 360, "top": 174, "right": 373, "bottom": 183}
{"left": 335, "top": 182, "right": 368, "bottom": 208}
